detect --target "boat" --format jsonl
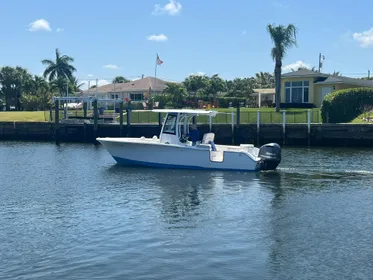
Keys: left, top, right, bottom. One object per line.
{"left": 97, "top": 109, "right": 281, "bottom": 172}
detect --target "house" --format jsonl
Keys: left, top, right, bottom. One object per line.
{"left": 281, "top": 69, "right": 373, "bottom": 107}
{"left": 82, "top": 76, "right": 168, "bottom": 102}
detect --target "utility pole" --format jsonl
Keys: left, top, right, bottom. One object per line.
{"left": 368, "top": 70, "right": 371, "bottom": 79}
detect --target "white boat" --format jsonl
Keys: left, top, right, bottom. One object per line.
{"left": 97, "top": 109, "right": 281, "bottom": 172}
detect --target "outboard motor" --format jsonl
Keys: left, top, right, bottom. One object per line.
{"left": 258, "top": 143, "right": 281, "bottom": 171}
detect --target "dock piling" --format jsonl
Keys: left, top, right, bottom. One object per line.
{"left": 54, "top": 99, "right": 60, "bottom": 144}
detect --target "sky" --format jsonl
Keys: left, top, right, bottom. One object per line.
{"left": 1, "top": 0, "right": 373, "bottom": 89}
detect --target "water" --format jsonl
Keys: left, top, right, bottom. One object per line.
{"left": 1, "top": 142, "right": 373, "bottom": 280}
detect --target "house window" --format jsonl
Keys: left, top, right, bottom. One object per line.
{"left": 130, "top": 93, "right": 143, "bottom": 101}
{"left": 284, "top": 81, "right": 310, "bottom": 103}
{"left": 163, "top": 114, "right": 177, "bottom": 135}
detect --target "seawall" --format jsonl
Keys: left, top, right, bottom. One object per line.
{"left": 1, "top": 122, "right": 373, "bottom": 147}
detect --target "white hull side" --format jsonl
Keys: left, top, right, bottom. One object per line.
{"left": 97, "top": 138, "right": 261, "bottom": 172}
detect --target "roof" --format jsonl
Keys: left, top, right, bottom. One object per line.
{"left": 253, "top": 88, "right": 275, "bottom": 94}
{"left": 282, "top": 69, "right": 373, "bottom": 87}
{"left": 83, "top": 76, "right": 169, "bottom": 94}
{"left": 314, "top": 75, "right": 373, "bottom": 87}
{"left": 282, "top": 69, "right": 329, "bottom": 78}
{"left": 152, "top": 109, "right": 218, "bottom": 117}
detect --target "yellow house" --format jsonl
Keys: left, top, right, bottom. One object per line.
{"left": 281, "top": 69, "right": 373, "bottom": 107}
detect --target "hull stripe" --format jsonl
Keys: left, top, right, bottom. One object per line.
{"left": 112, "top": 156, "right": 260, "bottom": 172}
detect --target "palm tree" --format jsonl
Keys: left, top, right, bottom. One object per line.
{"left": 69, "top": 77, "right": 85, "bottom": 93}
{"left": 267, "top": 24, "right": 297, "bottom": 112}
{"left": 42, "top": 48, "right": 76, "bottom": 82}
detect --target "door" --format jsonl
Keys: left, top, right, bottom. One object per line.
{"left": 321, "top": 87, "right": 332, "bottom": 101}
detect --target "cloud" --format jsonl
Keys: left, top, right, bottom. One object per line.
{"left": 56, "top": 28, "right": 64, "bottom": 32}
{"left": 28, "top": 19, "right": 51, "bottom": 32}
{"left": 353, "top": 27, "right": 373, "bottom": 48}
{"left": 81, "top": 79, "right": 110, "bottom": 90}
{"left": 188, "top": 72, "right": 205, "bottom": 76}
{"left": 103, "top": 64, "right": 120, "bottom": 69}
{"left": 147, "top": 34, "right": 168, "bottom": 41}
{"left": 282, "top": 61, "right": 310, "bottom": 72}
{"left": 153, "top": 0, "right": 182, "bottom": 16}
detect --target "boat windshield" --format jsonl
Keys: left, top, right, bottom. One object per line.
{"left": 163, "top": 113, "right": 177, "bottom": 135}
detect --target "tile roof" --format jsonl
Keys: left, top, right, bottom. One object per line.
{"left": 282, "top": 69, "right": 329, "bottom": 78}
{"left": 282, "top": 69, "right": 373, "bottom": 87}
{"left": 83, "top": 76, "right": 169, "bottom": 94}
{"left": 314, "top": 76, "right": 373, "bottom": 87}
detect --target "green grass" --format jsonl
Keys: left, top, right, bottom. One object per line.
{"left": 0, "top": 108, "right": 322, "bottom": 124}
{"left": 0, "top": 111, "right": 48, "bottom": 122}
{"left": 350, "top": 111, "right": 373, "bottom": 124}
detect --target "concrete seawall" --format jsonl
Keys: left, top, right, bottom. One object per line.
{"left": 1, "top": 122, "right": 373, "bottom": 147}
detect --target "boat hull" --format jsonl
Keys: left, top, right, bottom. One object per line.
{"left": 97, "top": 138, "right": 262, "bottom": 172}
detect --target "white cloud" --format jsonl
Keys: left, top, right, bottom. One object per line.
{"left": 189, "top": 72, "right": 205, "bottom": 76}
{"left": 353, "top": 27, "right": 373, "bottom": 48}
{"left": 81, "top": 79, "right": 110, "bottom": 90}
{"left": 147, "top": 34, "right": 168, "bottom": 41}
{"left": 56, "top": 28, "right": 64, "bottom": 32}
{"left": 282, "top": 61, "right": 310, "bottom": 72}
{"left": 28, "top": 19, "right": 51, "bottom": 32}
{"left": 103, "top": 64, "right": 120, "bottom": 69}
{"left": 153, "top": 0, "right": 182, "bottom": 16}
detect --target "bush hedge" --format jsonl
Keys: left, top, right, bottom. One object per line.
{"left": 321, "top": 88, "right": 373, "bottom": 123}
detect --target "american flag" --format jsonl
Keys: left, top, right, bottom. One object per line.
{"left": 157, "top": 54, "right": 163, "bottom": 65}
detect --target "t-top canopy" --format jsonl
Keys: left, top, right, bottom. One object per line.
{"left": 152, "top": 109, "right": 218, "bottom": 117}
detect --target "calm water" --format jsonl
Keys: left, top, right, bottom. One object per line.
{"left": 1, "top": 142, "right": 373, "bottom": 280}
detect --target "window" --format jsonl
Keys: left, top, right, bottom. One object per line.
{"left": 130, "top": 93, "right": 143, "bottom": 101}
{"left": 163, "top": 114, "right": 177, "bottom": 135}
{"left": 284, "top": 80, "right": 310, "bottom": 103}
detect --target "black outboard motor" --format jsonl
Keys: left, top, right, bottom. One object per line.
{"left": 258, "top": 143, "right": 281, "bottom": 171}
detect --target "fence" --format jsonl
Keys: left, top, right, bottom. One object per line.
{"left": 46, "top": 108, "right": 321, "bottom": 125}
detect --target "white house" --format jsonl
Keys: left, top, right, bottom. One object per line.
{"left": 82, "top": 76, "right": 168, "bottom": 102}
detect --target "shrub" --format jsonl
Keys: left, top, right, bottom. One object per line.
{"left": 321, "top": 88, "right": 373, "bottom": 123}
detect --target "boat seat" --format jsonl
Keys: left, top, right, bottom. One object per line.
{"left": 202, "top": 133, "right": 217, "bottom": 151}
{"left": 202, "top": 133, "right": 215, "bottom": 144}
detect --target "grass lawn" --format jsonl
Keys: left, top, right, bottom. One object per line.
{"left": 0, "top": 111, "right": 48, "bottom": 122}
{"left": 0, "top": 108, "right": 322, "bottom": 124}
{"left": 350, "top": 111, "right": 373, "bottom": 124}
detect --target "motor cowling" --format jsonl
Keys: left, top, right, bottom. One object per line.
{"left": 258, "top": 143, "right": 281, "bottom": 171}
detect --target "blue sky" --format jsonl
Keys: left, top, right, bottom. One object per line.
{"left": 1, "top": 0, "right": 373, "bottom": 88}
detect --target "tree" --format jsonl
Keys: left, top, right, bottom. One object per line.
{"left": 69, "top": 76, "right": 84, "bottom": 93}
{"left": 163, "top": 82, "right": 187, "bottom": 108}
{"left": 254, "top": 72, "right": 275, "bottom": 88}
{"left": 226, "top": 78, "right": 255, "bottom": 98}
{"left": 0, "top": 66, "right": 33, "bottom": 110}
{"left": 42, "top": 48, "right": 76, "bottom": 100}
{"left": 183, "top": 74, "right": 210, "bottom": 96}
{"left": 42, "top": 48, "right": 76, "bottom": 82}
{"left": 112, "top": 76, "right": 130, "bottom": 83}
{"left": 267, "top": 24, "right": 297, "bottom": 112}
{"left": 50, "top": 76, "right": 70, "bottom": 97}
